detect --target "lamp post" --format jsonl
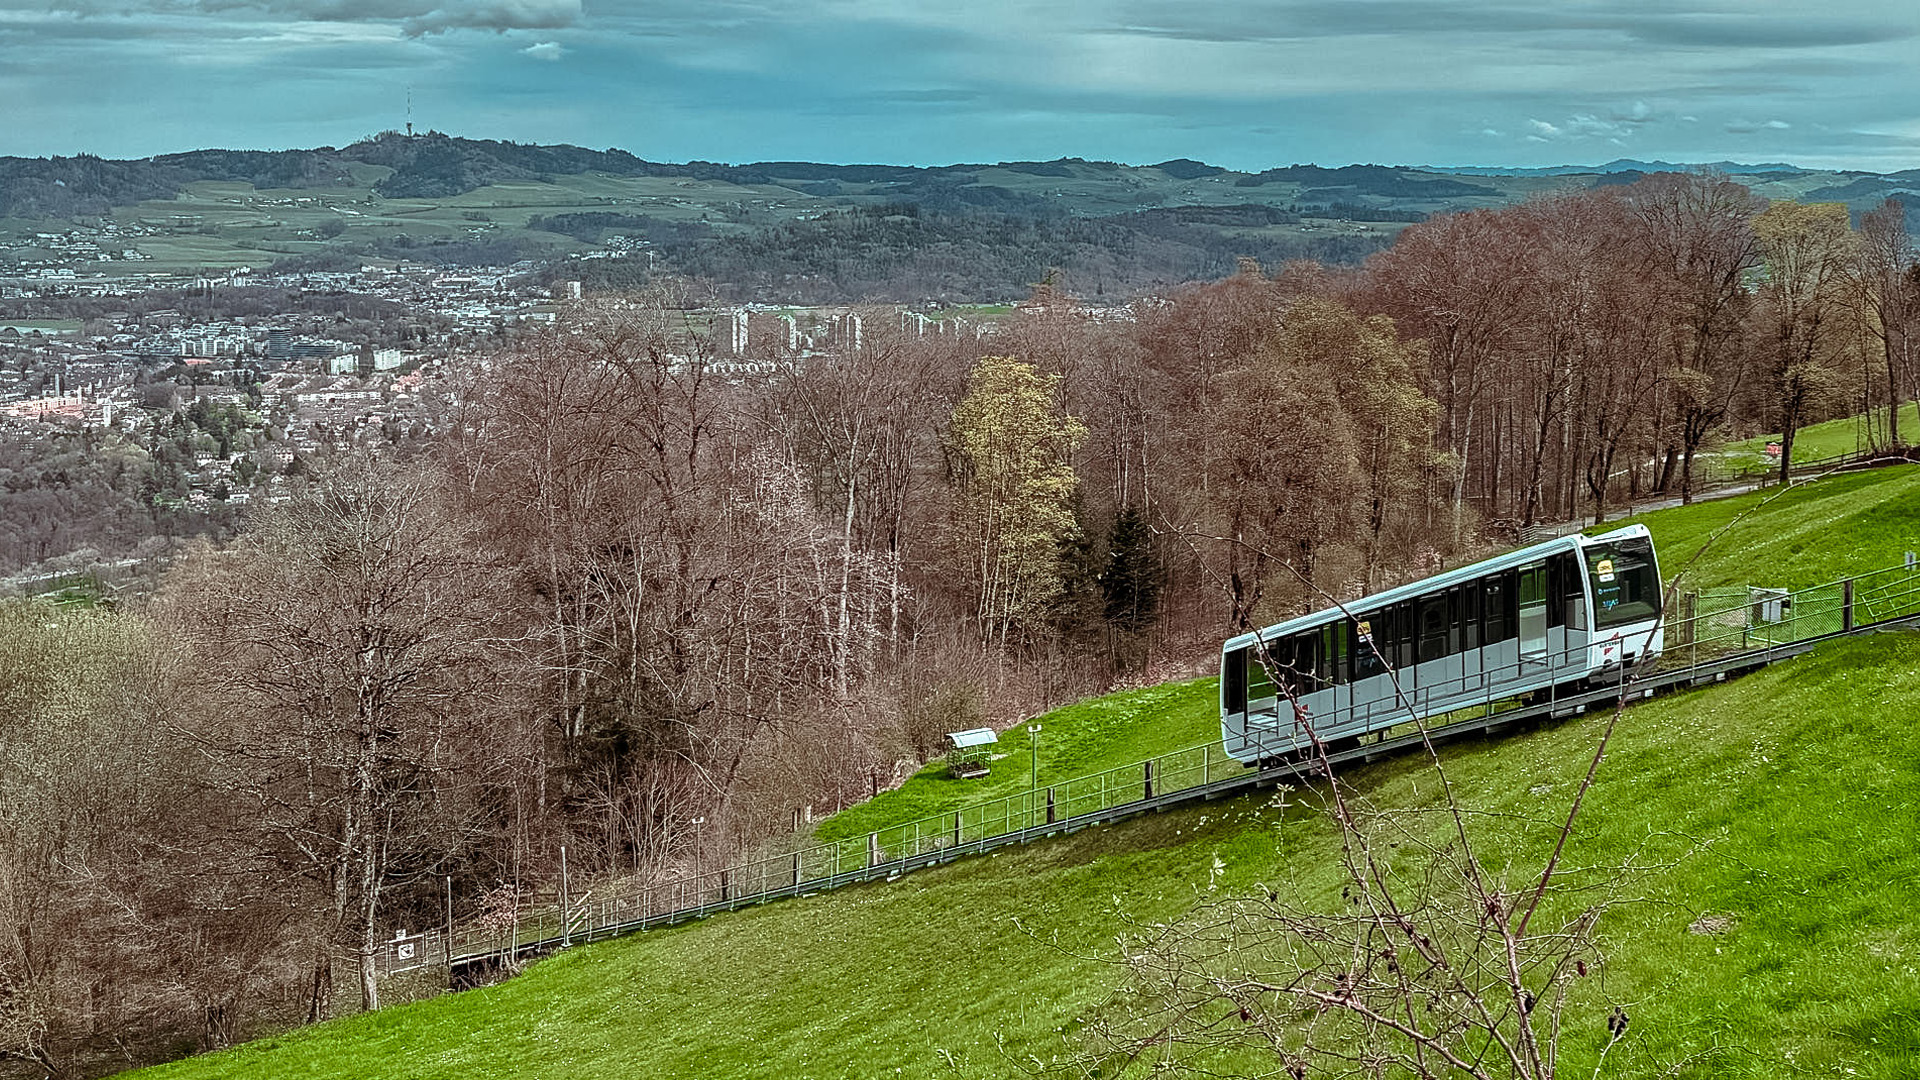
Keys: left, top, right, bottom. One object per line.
{"left": 1028, "top": 723, "right": 1042, "bottom": 791}
{"left": 690, "top": 816, "right": 706, "bottom": 882}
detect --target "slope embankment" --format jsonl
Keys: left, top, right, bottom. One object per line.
{"left": 126, "top": 465, "right": 1920, "bottom": 1079}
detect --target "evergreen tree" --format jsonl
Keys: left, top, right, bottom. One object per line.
{"left": 1099, "top": 506, "right": 1160, "bottom": 634}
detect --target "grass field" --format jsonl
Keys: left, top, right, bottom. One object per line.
{"left": 814, "top": 677, "right": 1223, "bottom": 842}
{"left": 0, "top": 317, "right": 84, "bottom": 334}
{"left": 126, "top": 629, "right": 1920, "bottom": 1079}
{"left": 4, "top": 163, "right": 1592, "bottom": 281}
{"left": 1723, "top": 403, "right": 1920, "bottom": 465}
{"left": 1611, "top": 463, "right": 1920, "bottom": 590}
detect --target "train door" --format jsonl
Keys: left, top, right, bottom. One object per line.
{"left": 1518, "top": 561, "right": 1549, "bottom": 662}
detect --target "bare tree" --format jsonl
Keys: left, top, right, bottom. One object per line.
{"left": 1365, "top": 211, "right": 1533, "bottom": 541}
{"left": 1620, "top": 172, "right": 1761, "bottom": 502}
{"left": 167, "top": 453, "right": 520, "bottom": 1016}
{"left": 1753, "top": 201, "right": 1858, "bottom": 481}
{"left": 1853, "top": 199, "right": 1918, "bottom": 449}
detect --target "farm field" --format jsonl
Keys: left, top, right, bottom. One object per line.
{"left": 9, "top": 141, "right": 1918, "bottom": 305}
{"left": 117, "top": 440, "right": 1920, "bottom": 1080}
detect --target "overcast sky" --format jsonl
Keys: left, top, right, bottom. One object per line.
{"left": 4, "top": 1, "right": 1917, "bottom": 171}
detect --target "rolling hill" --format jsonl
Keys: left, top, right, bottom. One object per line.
{"left": 4, "top": 135, "right": 1913, "bottom": 302}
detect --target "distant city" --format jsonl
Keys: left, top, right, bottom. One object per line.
{"left": 0, "top": 259, "right": 1008, "bottom": 527}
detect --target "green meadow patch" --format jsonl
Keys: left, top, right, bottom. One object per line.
{"left": 1615, "top": 463, "right": 1920, "bottom": 590}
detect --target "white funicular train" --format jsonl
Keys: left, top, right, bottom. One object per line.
{"left": 1220, "top": 524, "right": 1664, "bottom": 766}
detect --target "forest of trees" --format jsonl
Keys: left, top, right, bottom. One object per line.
{"left": 2, "top": 174, "right": 1916, "bottom": 1077}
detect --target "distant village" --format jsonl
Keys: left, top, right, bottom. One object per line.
{"left": 0, "top": 261, "right": 1016, "bottom": 523}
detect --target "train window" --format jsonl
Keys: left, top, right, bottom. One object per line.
{"left": 1587, "top": 537, "right": 1662, "bottom": 629}
{"left": 1399, "top": 603, "right": 1415, "bottom": 666}
{"left": 1547, "top": 554, "right": 1568, "bottom": 628}
{"left": 1264, "top": 635, "right": 1303, "bottom": 697}
{"left": 1248, "top": 643, "right": 1276, "bottom": 703}
{"left": 1383, "top": 603, "right": 1408, "bottom": 671}
{"left": 1462, "top": 583, "right": 1482, "bottom": 651}
{"left": 1324, "top": 623, "right": 1349, "bottom": 685}
{"left": 1563, "top": 554, "right": 1588, "bottom": 631}
{"left": 1352, "top": 616, "right": 1385, "bottom": 679}
{"left": 1288, "top": 632, "right": 1332, "bottom": 694}
{"left": 1447, "top": 587, "right": 1464, "bottom": 655}
{"left": 1518, "top": 562, "right": 1548, "bottom": 658}
{"left": 1418, "top": 594, "right": 1448, "bottom": 662}
{"left": 1398, "top": 601, "right": 1418, "bottom": 670}
{"left": 1483, "top": 574, "right": 1513, "bottom": 643}
{"left": 1264, "top": 638, "right": 1293, "bottom": 698}
{"left": 1224, "top": 647, "right": 1248, "bottom": 713}
{"left": 1283, "top": 634, "right": 1307, "bottom": 695}
{"left": 1369, "top": 608, "right": 1393, "bottom": 673}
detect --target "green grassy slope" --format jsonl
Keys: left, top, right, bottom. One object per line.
{"left": 130, "top": 632, "right": 1920, "bottom": 1079}
{"left": 815, "top": 677, "right": 1221, "bottom": 841}
{"left": 1723, "top": 403, "right": 1920, "bottom": 464}
{"left": 1612, "top": 463, "right": 1920, "bottom": 590}
{"left": 820, "top": 463, "right": 1920, "bottom": 851}
{"left": 126, "top": 464, "right": 1920, "bottom": 1080}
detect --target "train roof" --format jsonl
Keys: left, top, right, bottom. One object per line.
{"left": 1223, "top": 523, "right": 1654, "bottom": 651}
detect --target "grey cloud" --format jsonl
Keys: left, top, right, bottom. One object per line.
{"left": 43, "top": 0, "right": 581, "bottom": 34}
{"left": 871, "top": 88, "right": 984, "bottom": 104}
{"left": 1107, "top": 1, "right": 1914, "bottom": 50}
{"left": 403, "top": 0, "right": 579, "bottom": 34}
{"left": 1627, "top": 15, "right": 1914, "bottom": 48}
{"left": 1109, "top": 1, "right": 1574, "bottom": 42}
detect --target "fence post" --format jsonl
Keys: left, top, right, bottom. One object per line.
{"left": 444, "top": 875, "right": 454, "bottom": 963}
{"left": 559, "top": 845, "right": 571, "bottom": 947}
{"left": 791, "top": 851, "right": 801, "bottom": 889}
{"left": 1046, "top": 787, "right": 1057, "bottom": 825}
{"left": 867, "top": 832, "right": 879, "bottom": 868}
{"left": 1844, "top": 579, "right": 1855, "bottom": 632}
{"left": 1143, "top": 759, "right": 1155, "bottom": 800}
{"left": 953, "top": 811, "right": 962, "bottom": 848}
{"left": 720, "top": 868, "right": 730, "bottom": 903}
{"left": 1202, "top": 743, "right": 1210, "bottom": 786}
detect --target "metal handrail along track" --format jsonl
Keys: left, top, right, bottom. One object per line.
{"left": 448, "top": 565, "right": 1920, "bottom": 973}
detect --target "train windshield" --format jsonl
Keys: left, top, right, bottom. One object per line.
{"left": 1585, "top": 537, "right": 1661, "bottom": 629}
